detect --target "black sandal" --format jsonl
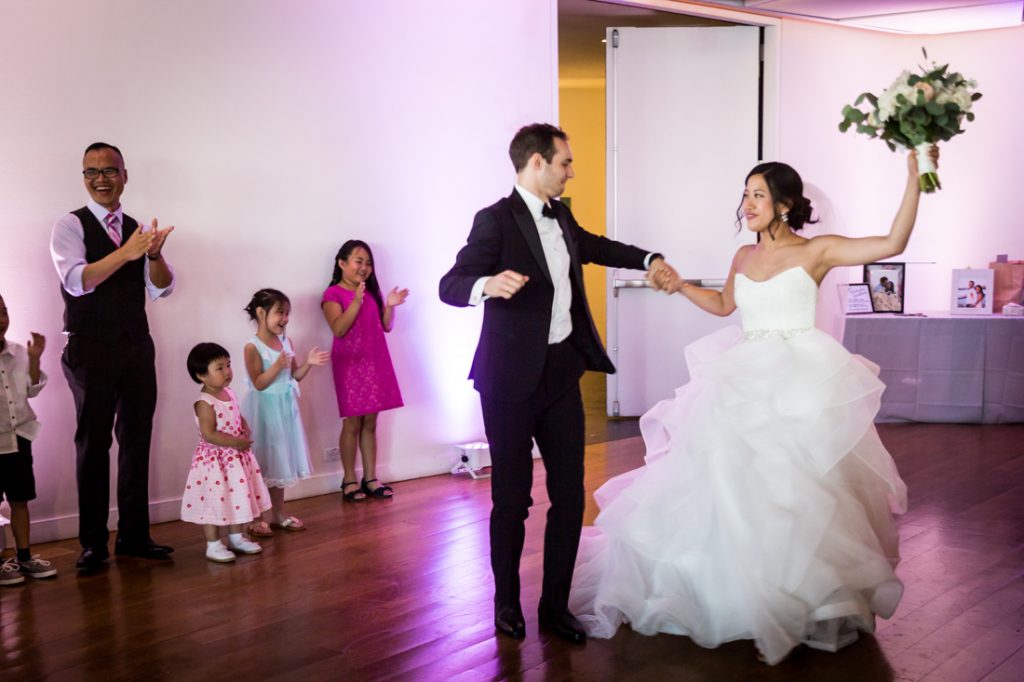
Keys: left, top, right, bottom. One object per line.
{"left": 361, "top": 478, "right": 394, "bottom": 498}
{"left": 342, "top": 480, "right": 367, "bottom": 502}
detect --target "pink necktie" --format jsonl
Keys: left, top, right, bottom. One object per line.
{"left": 104, "top": 213, "right": 121, "bottom": 247}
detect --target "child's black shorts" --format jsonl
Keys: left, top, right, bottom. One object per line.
{"left": 0, "top": 436, "right": 37, "bottom": 502}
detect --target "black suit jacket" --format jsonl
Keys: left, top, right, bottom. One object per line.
{"left": 439, "top": 189, "right": 650, "bottom": 402}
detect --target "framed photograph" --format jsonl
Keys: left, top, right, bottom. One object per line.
{"left": 863, "top": 262, "right": 905, "bottom": 313}
{"left": 844, "top": 283, "right": 875, "bottom": 314}
{"left": 951, "top": 268, "right": 994, "bottom": 315}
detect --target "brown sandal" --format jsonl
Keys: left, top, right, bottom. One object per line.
{"left": 247, "top": 521, "right": 274, "bottom": 538}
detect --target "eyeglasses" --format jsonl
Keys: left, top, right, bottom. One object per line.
{"left": 82, "top": 167, "right": 122, "bottom": 179}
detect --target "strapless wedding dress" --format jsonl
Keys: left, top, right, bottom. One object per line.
{"left": 570, "top": 266, "right": 907, "bottom": 665}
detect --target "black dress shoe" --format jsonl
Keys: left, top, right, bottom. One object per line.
{"left": 76, "top": 546, "right": 110, "bottom": 571}
{"left": 114, "top": 538, "right": 175, "bottom": 559}
{"left": 494, "top": 603, "right": 526, "bottom": 640}
{"left": 538, "top": 609, "right": 587, "bottom": 643}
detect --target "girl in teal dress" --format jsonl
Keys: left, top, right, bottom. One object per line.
{"left": 241, "top": 288, "right": 329, "bottom": 536}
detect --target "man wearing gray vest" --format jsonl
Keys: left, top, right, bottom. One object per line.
{"left": 50, "top": 142, "right": 176, "bottom": 571}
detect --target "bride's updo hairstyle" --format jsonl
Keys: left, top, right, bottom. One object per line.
{"left": 735, "top": 161, "right": 818, "bottom": 239}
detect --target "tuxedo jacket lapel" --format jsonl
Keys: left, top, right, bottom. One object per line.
{"left": 509, "top": 191, "right": 553, "bottom": 285}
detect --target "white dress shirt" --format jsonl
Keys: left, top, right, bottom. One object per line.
{"left": 0, "top": 341, "right": 47, "bottom": 454}
{"left": 50, "top": 199, "right": 175, "bottom": 300}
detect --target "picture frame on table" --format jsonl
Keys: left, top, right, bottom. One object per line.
{"left": 950, "top": 268, "right": 994, "bottom": 315}
{"left": 863, "top": 262, "right": 905, "bottom": 313}
{"left": 843, "top": 283, "right": 875, "bottom": 314}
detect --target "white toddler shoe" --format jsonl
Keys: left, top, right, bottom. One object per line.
{"left": 206, "top": 542, "right": 236, "bottom": 563}
{"left": 229, "top": 537, "right": 263, "bottom": 555}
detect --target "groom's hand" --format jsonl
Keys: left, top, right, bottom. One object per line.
{"left": 484, "top": 270, "right": 530, "bottom": 299}
{"left": 647, "top": 257, "right": 679, "bottom": 292}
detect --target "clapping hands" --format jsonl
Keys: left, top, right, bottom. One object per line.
{"left": 386, "top": 287, "right": 410, "bottom": 308}
{"left": 26, "top": 332, "right": 46, "bottom": 361}
{"left": 120, "top": 218, "right": 174, "bottom": 261}
{"left": 306, "top": 347, "right": 330, "bottom": 366}
{"left": 273, "top": 349, "right": 295, "bottom": 371}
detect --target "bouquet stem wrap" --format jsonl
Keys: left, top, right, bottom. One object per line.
{"left": 915, "top": 142, "right": 941, "bottom": 193}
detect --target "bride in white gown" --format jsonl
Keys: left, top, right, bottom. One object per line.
{"left": 570, "top": 149, "right": 937, "bottom": 664}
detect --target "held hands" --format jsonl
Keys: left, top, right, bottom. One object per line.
{"left": 484, "top": 270, "right": 529, "bottom": 300}
{"left": 647, "top": 257, "right": 681, "bottom": 293}
{"left": 386, "top": 287, "right": 410, "bottom": 308}
{"left": 306, "top": 347, "right": 330, "bottom": 366}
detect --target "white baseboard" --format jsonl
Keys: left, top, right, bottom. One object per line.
{"left": 18, "top": 457, "right": 462, "bottom": 545}
{"left": 11, "top": 440, "right": 540, "bottom": 545}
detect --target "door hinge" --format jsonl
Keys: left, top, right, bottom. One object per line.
{"left": 612, "top": 29, "right": 619, "bottom": 49}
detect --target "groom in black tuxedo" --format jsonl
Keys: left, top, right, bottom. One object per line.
{"left": 439, "top": 123, "right": 676, "bottom": 642}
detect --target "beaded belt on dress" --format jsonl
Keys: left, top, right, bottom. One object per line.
{"left": 743, "top": 326, "right": 812, "bottom": 341}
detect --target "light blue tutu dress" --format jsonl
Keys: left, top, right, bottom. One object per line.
{"left": 241, "top": 335, "right": 313, "bottom": 488}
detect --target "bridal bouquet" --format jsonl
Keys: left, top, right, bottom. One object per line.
{"left": 839, "top": 49, "right": 982, "bottom": 192}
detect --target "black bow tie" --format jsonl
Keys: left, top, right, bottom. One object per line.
{"left": 541, "top": 203, "right": 557, "bottom": 219}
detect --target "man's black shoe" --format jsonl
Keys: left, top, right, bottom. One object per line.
{"left": 75, "top": 546, "right": 110, "bottom": 571}
{"left": 114, "top": 538, "right": 174, "bottom": 559}
{"left": 494, "top": 603, "right": 526, "bottom": 640}
{"left": 538, "top": 609, "right": 587, "bottom": 643}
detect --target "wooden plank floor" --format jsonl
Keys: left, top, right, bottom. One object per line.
{"left": 2, "top": 421, "right": 1023, "bottom": 681}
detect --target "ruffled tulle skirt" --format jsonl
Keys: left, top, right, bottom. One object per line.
{"left": 569, "top": 326, "right": 907, "bottom": 665}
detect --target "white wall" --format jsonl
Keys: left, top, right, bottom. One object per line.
{"left": 775, "top": 19, "right": 1024, "bottom": 313}
{"left": 0, "top": 0, "right": 557, "bottom": 542}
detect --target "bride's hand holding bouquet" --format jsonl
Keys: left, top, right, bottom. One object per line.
{"left": 839, "top": 48, "right": 980, "bottom": 193}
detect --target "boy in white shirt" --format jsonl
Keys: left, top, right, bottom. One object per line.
{"left": 0, "top": 293, "right": 57, "bottom": 584}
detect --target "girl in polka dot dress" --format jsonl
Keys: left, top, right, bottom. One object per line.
{"left": 181, "top": 343, "right": 271, "bottom": 563}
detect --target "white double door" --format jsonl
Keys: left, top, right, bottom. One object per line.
{"left": 605, "top": 25, "right": 761, "bottom": 417}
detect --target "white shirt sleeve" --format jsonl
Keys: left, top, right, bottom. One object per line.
{"left": 143, "top": 257, "right": 176, "bottom": 300}
{"left": 468, "top": 277, "right": 490, "bottom": 306}
{"left": 50, "top": 213, "right": 91, "bottom": 296}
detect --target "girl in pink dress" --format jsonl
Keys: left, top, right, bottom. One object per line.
{"left": 181, "top": 343, "right": 271, "bottom": 563}
{"left": 321, "top": 240, "right": 408, "bottom": 502}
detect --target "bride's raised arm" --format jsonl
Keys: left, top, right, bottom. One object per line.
{"left": 815, "top": 147, "right": 937, "bottom": 269}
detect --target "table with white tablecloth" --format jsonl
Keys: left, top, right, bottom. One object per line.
{"left": 841, "top": 312, "right": 1024, "bottom": 423}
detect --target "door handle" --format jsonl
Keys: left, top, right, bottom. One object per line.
{"left": 612, "top": 278, "right": 725, "bottom": 296}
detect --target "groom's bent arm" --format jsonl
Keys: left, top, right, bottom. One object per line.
{"left": 439, "top": 210, "right": 503, "bottom": 307}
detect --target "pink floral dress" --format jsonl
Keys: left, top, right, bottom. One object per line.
{"left": 180, "top": 388, "right": 271, "bottom": 526}
{"left": 322, "top": 285, "right": 403, "bottom": 418}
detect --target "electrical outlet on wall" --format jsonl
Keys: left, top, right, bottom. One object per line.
{"left": 324, "top": 447, "right": 341, "bottom": 461}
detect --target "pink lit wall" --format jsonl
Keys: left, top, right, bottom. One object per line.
{"left": 0, "top": 0, "right": 557, "bottom": 542}
{"left": 2, "top": 1, "right": 1021, "bottom": 544}
{"left": 775, "top": 20, "right": 1024, "bottom": 313}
